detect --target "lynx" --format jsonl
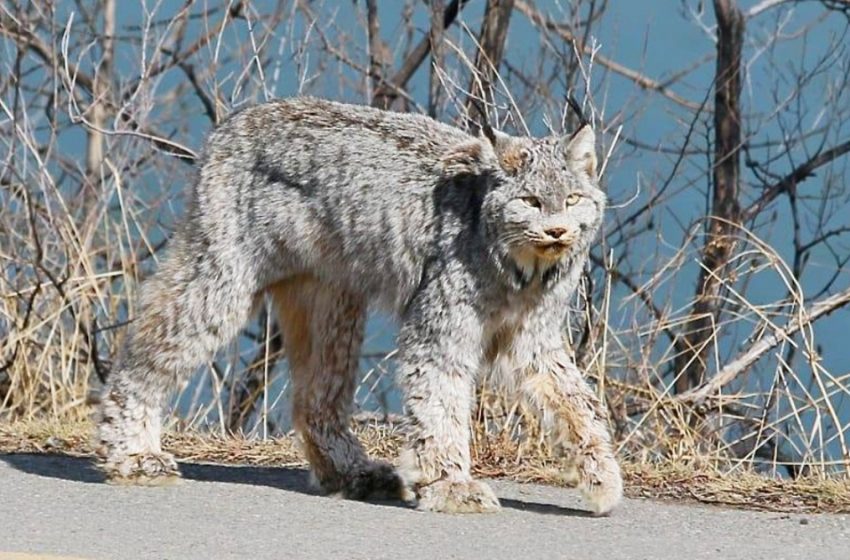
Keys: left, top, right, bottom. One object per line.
{"left": 96, "top": 97, "right": 623, "bottom": 515}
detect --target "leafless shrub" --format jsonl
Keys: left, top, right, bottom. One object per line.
{"left": 2, "top": 0, "right": 849, "bottom": 479}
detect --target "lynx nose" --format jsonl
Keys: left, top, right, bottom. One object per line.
{"left": 545, "top": 227, "right": 567, "bottom": 239}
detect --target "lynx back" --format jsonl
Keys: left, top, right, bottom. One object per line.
{"left": 96, "top": 97, "right": 622, "bottom": 515}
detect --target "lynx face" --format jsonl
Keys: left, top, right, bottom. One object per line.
{"left": 478, "top": 126, "right": 606, "bottom": 287}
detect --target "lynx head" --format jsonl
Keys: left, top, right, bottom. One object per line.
{"left": 443, "top": 123, "right": 606, "bottom": 289}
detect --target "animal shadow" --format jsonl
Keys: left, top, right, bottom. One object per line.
{"left": 1, "top": 452, "right": 313, "bottom": 494}
{"left": 1, "top": 453, "right": 594, "bottom": 516}
{"left": 499, "top": 497, "right": 596, "bottom": 518}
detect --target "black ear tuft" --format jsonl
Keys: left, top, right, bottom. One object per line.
{"left": 566, "top": 95, "right": 589, "bottom": 129}
{"left": 468, "top": 98, "right": 497, "bottom": 146}
{"left": 481, "top": 121, "right": 497, "bottom": 146}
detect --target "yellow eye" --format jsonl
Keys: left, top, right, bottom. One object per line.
{"left": 565, "top": 193, "right": 582, "bottom": 207}
{"left": 521, "top": 196, "right": 542, "bottom": 209}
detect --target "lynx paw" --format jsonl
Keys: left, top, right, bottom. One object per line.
{"left": 577, "top": 454, "right": 623, "bottom": 516}
{"left": 327, "top": 461, "right": 409, "bottom": 501}
{"left": 417, "top": 479, "right": 501, "bottom": 514}
{"left": 529, "top": 461, "right": 581, "bottom": 489}
{"left": 104, "top": 452, "right": 181, "bottom": 486}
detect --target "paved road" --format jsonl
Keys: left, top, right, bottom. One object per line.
{"left": 1, "top": 454, "right": 847, "bottom": 560}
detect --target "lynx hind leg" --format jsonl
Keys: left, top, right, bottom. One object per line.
{"left": 97, "top": 240, "right": 257, "bottom": 484}
{"left": 522, "top": 353, "right": 623, "bottom": 515}
{"left": 97, "top": 380, "right": 179, "bottom": 486}
{"left": 270, "top": 279, "right": 405, "bottom": 501}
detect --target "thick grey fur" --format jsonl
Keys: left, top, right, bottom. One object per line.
{"left": 96, "top": 97, "right": 623, "bottom": 515}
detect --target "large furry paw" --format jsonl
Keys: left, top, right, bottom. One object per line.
{"left": 103, "top": 452, "right": 181, "bottom": 486}
{"left": 576, "top": 453, "right": 623, "bottom": 516}
{"left": 417, "top": 479, "right": 501, "bottom": 514}
{"left": 326, "top": 461, "right": 409, "bottom": 502}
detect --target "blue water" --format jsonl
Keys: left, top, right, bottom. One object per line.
{"left": 12, "top": 1, "right": 847, "bottom": 464}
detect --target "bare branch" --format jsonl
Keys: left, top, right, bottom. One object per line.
{"left": 681, "top": 284, "right": 850, "bottom": 403}
{"left": 465, "top": 0, "right": 515, "bottom": 114}
{"left": 514, "top": 0, "right": 708, "bottom": 111}
{"left": 372, "top": 0, "right": 471, "bottom": 109}
{"left": 744, "top": 139, "right": 850, "bottom": 220}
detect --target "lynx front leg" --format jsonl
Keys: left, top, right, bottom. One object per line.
{"left": 521, "top": 350, "right": 622, "bottom": 515}
{"left": 398, "top": 361, "right": 499, "bottom": 513}
{"left": 396, "top": 295, "right": 499, "bottom": 514}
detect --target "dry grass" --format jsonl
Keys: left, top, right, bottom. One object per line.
{"left": 2, "top": 417, "right": 848, "bottom": 515}
{"left": 2, "top": 1, "right": 850, "bottom": 516}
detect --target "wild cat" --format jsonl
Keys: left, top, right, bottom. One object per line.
{"left": 96, "top": 96, "right": 623, "bottom": 515}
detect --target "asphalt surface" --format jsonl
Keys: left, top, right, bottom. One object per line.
{"left": 0, "top": 453, "right": 847, "bottom": 560}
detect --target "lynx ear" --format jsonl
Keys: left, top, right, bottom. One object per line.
{"left": 564, "top": 125, "right": 598, "bottom": 179}
{"left": 483, "top": 129, "right": 532, "bottom": 175}
{"left": 440, "top": 140, "right": 489, "bottom": 177}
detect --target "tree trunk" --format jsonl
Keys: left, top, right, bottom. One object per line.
{"left": 465, "top": 0, "right": 515, "bottom": 117}
{"left": 365, "top": 0, "right": 381, "bottom": 96}
{"left": 371, "top": 0, "right": 471, "bottom": 109}
{"left": 428, "top": 0, "right": 446, "bottom": 117}
{"left": 674, "top": 0, "right": 744, "bottom": 393}
{"left": 84, "top": 0, "right": 114, "bottom": 207}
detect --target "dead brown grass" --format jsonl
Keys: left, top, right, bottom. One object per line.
{"left": 2, "top": 418, "right": 847, "bottom": 515}
{"left": 3, "top": 0, "right": 850, "bottom": 502}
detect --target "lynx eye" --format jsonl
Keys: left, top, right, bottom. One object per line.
{"left": 565, "top": 193, "right": 582, "bottom": 207}
{"left": 521, "top": 196, "right": 542, "bottom": 209}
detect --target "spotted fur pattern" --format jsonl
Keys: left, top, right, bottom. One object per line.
{"left": 96, "top": 97, "right": 622, "bottom": 514}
